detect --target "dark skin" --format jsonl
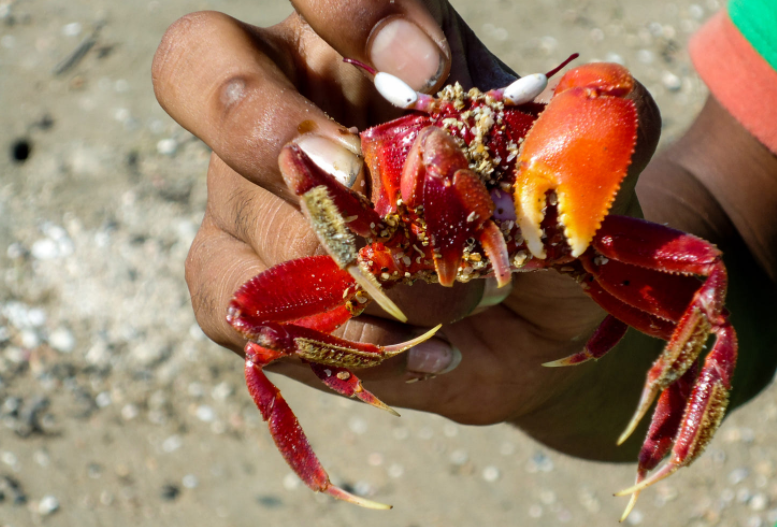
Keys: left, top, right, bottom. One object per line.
{"left": 152, "top": 0, "right": 777, "bottom": 463}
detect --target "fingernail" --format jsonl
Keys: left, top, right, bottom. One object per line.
{"left": 471, "top": 277, "right": 512, "bottom": 315}
{"left": 406, "top": 337, "right": 461, "bottom": 375}
{"left": 294, "top": 134, "right": 363, "bottom": 188}
{"left": 369, "top": 17, "right": 446, "bottom": 92}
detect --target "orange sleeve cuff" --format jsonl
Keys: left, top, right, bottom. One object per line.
{"left": 689, "top": 11, "right": 777, "bottom": 154}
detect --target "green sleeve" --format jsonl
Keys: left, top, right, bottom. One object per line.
{"left": 728, "top": 0, "right": 777, "bottom": 71}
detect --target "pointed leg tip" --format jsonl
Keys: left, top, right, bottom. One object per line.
{"left": 542, "top": 354, "right": 592, "bottom": 368}
{"left": 617, "top": 398, "right": 655, "bottom": 446}
{"left": 384, "top": 324, "right": 443, "bottom": 355}
{"left": 495, "top": 272, "right": 512, "bottom": 289}
{"left": 358, "top": 392, "right": 401, "bottom": 417}
{"left": 325, "top": 485, "right": 393, "bottom": 510}
{"left": 615, "top": 463, "right": 679, "bottom": 497}
{"left": 542, "top": 358, "right": 571, "bottom": 368}
{"left": 617, "top": 410, "right": 645, "bottom": 445}
{"left": 619, "top": 492, "right": 640, "bottom": 523}
{"left": 347, "top": 265, "right": 407, "bottom": 323}
{"left": 613, "top": 487, "right": 635, "bottom": 498}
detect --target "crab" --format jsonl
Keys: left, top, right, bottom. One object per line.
{"left": 225, "top": 56, "right": 737, "bottom": 518}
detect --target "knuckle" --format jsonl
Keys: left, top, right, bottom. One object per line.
{"left": 213, "top": 73, "right": 257, "bottom": 123}
{"left": 211, "top": 72, "right": 294, "bottom": 155}
{"left": 226, "top": 190, "right": 259, "bottom": 243}
{"left": 263, "top": 202, "right": 321, "bottom": 262}
{"left": 184, "top": 230, "right": 208, "bottom": 313}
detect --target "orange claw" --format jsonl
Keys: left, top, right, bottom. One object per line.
{"left": 513, "top": 63, "right": 638, "bottom": 258}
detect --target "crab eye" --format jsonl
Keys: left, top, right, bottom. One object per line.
{"left": 374, "top": 72, "right": 419, "bottom": 109}
{"left": 503, "top": 73, "right": 548, "bottom": 105}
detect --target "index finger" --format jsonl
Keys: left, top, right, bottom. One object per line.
{"left": 152, "top": 11, "right": 363, "bottom": 201}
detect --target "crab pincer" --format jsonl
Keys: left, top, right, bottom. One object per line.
{"left": 400, "top": 126, "right": 511, "bottom": 287}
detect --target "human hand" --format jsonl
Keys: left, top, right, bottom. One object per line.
{"left": 152, "top": 0, "right": 662, "bottom": 460}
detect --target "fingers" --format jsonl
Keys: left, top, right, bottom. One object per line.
{"left": 189, "top": 213, "right": 465, "bottom": 379}
{"left": 152, "top": 11, "right": 362, "bottom": 201}
{"left": 205, "top": 154, "right": 322, "bottom": 265}
{"left": 206, "top": 152, "right": 489, "bottom": 319}
{"left": 194, "top": 154, "right": 479, "bottom": 363}
{"left": 185, "top": 214, "right": 265, "bottom": 352}
{"left": 290, "top": 0, "right": 451, "bottom": 92}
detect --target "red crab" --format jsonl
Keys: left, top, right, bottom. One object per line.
{"left": 226, "top": 57, "right": 737, "bottom": 517}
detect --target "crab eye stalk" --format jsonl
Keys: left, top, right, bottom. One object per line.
{"left": 500, "top": 53, "right": 580, "bottom": 106}
{"left": 344, "top": 57, "right": 435, "bottom": 111}
{"left": 503, "top": 74, "right": 549, "bottom": 105}
{"left": 374, "top": 72, "right": 419, "bottom": 109}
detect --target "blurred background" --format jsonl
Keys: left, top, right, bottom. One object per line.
{"left": 1, "top": 0, "right": 775, "bottom": 526}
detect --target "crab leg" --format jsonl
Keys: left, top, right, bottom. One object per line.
{"left": 616, "top": 325, "right": 736, "bottom": 498}
{"left": 244, "top": 343, "right": 391, "bottom": 509}
{"left": 229, "top": 253, "right": 442, "bottom": 508}
{"left": 239, "top": 328, "right": 439, "bottom": 508}
{"left": 544, "top": 275, "right": 677, "bottom": 367}
{"left": 543, "top": 315, "right": 629, "bottom": 367}
{"left": 234, "top": 318, "right": 440, "bottom": 373}
{"left": 619, "top": 363, "right": 698, "bottom": 521}
{"left": 278, "top": 145, "right": 407, "bottom": 322}
{"left": 588, "top": 216, "right": 734, "bottom": 444}
{"left": 581, "top": 253, "right": 701, "bottom": 323}
{"left": 228, "top": 256, "right": 358, "bottom": 328}
{"left": 309, "top": 363, "right": 399, "bottom": 416}
{"left": 566, "top": 215, "right": 739, "bottom": 500}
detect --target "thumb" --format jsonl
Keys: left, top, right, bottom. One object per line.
{"left": 289, "top": 0, "right": 451, "bottom": 92}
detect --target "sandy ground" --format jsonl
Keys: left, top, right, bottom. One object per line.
{"left": 1, "top": 0, "right": 776, "bottom": 526}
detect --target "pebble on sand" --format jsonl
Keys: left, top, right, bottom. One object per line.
{"left": 160, "top": 484, "right": 180, "bottom": 501}
{"left": 48, "top": 327, "right": 76, "bottom": 353}
{"left": 38, "top": 494, "right": 60, "bottom": 515}
{"left": 482, "top": 466, "right": 501, "bottom": 482}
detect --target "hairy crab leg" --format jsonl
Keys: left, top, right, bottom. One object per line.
{"left": 244, "top": 343, "right": 391, "bottom": 509}
{"left": 549, "top": 248, "right": 702, "bottom": 367}
{"left": 581, "top": 253, "right": 701, "bottom": 322}
{"left": 239, "top": 324, "right": 440, "bottom": 509}
{"left": 279, "top": 145, "right": 407, "bottom": 322}
{"left": 234, "top": 319, "right": 441, "bottom": 372}
{"left": 616, "top": 325, "right": 736, "bottom": 498}
{"left": 544, "top": 275, "right": 676, "bottom": 367}
{"left": 228, "top": 256, "right": 360, "bottom": 333}
{"left": 564, "top": 216, "right": 739, "bottom": 502}
{"left": 583, "top": 280, "right": 676, "bottom": 340}
{"left": 589, "top": 216, "right": 734, "bottom": 444}
{"left": 619, "top": 363, "right": 698, "bottom": 521}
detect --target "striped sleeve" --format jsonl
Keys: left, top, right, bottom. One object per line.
{"left": 689, "top": 0, "right": 777, "bottom": 153}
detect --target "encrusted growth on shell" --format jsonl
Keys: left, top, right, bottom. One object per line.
{"left": 435, "top": 83, "right": 515, "bottom": 186}
{"left": 303, "top": 186, "right": 357, "bottom": 268}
